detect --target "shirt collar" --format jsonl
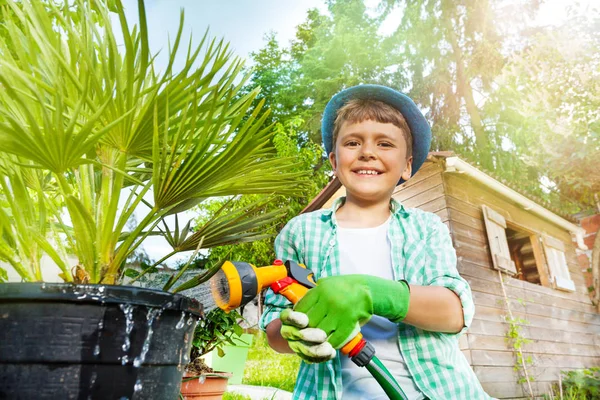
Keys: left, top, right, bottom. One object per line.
{"left": 321, "top": 196, "right": 409, "bottom": 222}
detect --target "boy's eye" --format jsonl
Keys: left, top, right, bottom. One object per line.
{"left": 345, "top": 141, "right": 360, "bottom": 147}
{"left": 379, "top": 142, "right": 394, "bottom": 147}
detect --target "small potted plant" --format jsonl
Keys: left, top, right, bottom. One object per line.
{"left": 180, "top": 308, "right": 245, "bottom": 399}
{"left": 0, "top": 0, "right": 304, "bottom": 398}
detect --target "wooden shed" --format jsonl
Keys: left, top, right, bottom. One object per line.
{"left": 303, "top": 152, "right": 600, "bottom": 399}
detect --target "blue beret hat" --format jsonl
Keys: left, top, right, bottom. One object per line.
{"left": 321, "top": 84, "right": 432, "bottom": 184}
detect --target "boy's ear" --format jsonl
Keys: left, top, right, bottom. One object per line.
{"left": 401, "top": 156, "right": 413, "bottom": 181}
{"left": 328, "top": 151, "right": 337, "bottom": 173}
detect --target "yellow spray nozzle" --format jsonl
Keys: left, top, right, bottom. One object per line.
{"left": 210, "top": 260, "right": 288, "bottom": 312}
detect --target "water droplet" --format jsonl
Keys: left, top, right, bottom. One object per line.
{"left": 93, "top": 344, "right": 100, "bottom": 356}
{"left": 134, "top": 379, "right": 142, "bottom": 392}
{"left": 119, "top": 304, "right": 135, "bottom": 360}
{"left": 133, "top": 308, "right": 162, "bottom": 368}
{"left": 175, "top": 311, "right": 186, "bottom": 329}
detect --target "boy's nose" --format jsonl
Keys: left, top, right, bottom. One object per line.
{"left": 359, "top": 144, "right": 377, "bottom": 160}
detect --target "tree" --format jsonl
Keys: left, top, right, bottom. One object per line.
{"left": 381, "top": 0, "right": 540, "bottom": 170}
{"left": 488, "top": 14, "right": 600, "bottom": 308}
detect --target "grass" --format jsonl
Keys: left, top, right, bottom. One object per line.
{"left": 223, "top": 393, "right": 252, "bottom": 400}
{"left": 241, "top": 330, "right": 300, "bottom": 393}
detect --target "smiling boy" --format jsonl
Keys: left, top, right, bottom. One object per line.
{"left": 260, "top": 85, "right": 492, "bottom": 399}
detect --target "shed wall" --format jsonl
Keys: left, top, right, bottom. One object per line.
{"left": 435, "top": 162, "right": 600, "bottom": 399}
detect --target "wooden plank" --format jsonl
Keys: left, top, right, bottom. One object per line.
{"left": 543, "top": 235, "right": 566, "bottom": 252}
{"left": 446, "top": 194, "right": 482, "bottom": 219}
{"left": 417, "top": 195, "right": 447, "bottom": 214}
{"left": 484, "top": 205, "right": 507, "bottom": 228}
{"left": 471, "top": 350, "right": 599, "bottom": 369}
{"left": 394, "top": 161, "right": 443, "bottom": 192}
{"left": 456, "top": 243, "right": 494, "bottom": 268}
{"left": 472, "top": 291, "right": 600, "bottom": 326}
{"left": 434, "top": 208, "right": 449, "bottom": 223}
{"left": 474, "top": 305, "right": 598, "bottom": 335}
{"left": 443, "top": 173, "right": 572, "bottom": 243}
{"left": 447, "top": 206, "right": 486, "bottom": 232}
{"left": 452, "top": 233, "right": 488, "bottom": 255}
{"left": 460, "top": 259, "right": 595, "bottom": 307}
{"left": 467, "top": 333, "right": 600, "bottom": 356}
{"left": 394, "top": 172, "right": 443, "bottom": 203}
{"left": 530, "top": 234, "right": 551, "bottom": 288}
{"left": 402, "top": 183, "right": 445, "bottom": 209}
{"left": 474, "top": 366, "right": 562, "bottom": 384}
{"left": 450, "top": 220, "right": 488, "bottom": 245}
{"left": 466, "top": 275, "right": 596, "bottom": 314}
{"left": 468, "top": 319, "right": 599, "bottom": 346}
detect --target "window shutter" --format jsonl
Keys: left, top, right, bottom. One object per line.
{"left": 482, "top": 205, "right": 517, "bottom": 275}
{"left": 542, "top": 235, "right": 575, "bottom": 292}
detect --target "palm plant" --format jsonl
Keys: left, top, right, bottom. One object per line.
{"left": 0, "top": 0, "right": 306, "bottom": 286}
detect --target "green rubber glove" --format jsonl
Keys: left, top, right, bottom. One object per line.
{"left": 294, "top": 274, "right": 410, "bottom": 349}
{"left": 279, "top": 308, "right": 336, "bottom": 363}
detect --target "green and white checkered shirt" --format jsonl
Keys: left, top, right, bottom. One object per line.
{"left": 259, "top": 197, "right": 492, "bottom": 400}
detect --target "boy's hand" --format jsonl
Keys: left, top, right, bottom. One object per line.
{"left": 294, "top": 275, "right": 410, "bottom": 349}
{"left": 279, "top": 309, "right": 336, "bottom": 363}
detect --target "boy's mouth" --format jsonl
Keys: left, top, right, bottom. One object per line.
{"left": 353, "top": 169, "right": 382, "bottom": 176}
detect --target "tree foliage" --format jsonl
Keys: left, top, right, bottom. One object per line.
{"left": 200, "top": 0, "right": 599, "bottom": 266}
{"left": 489, "top": 15, "right": 600, "bottom": 211}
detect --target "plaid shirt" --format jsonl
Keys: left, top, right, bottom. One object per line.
{"left": 259, "top": 197, "right": 493, "bottom": 400}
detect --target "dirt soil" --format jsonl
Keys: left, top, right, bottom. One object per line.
{"left": 185, "top": 347, "right": 213, "bottom": 375}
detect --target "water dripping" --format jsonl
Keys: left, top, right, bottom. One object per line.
{"left": 175, "top": 311, "right": 186, "bottom": 329}
{"left": 94, "top": 318, "right": 104, "bottom": 357}
{"left": 133, "top": 379, "right": 143, "bottom": 393}
{"left": 133, "top": 308, "right": 162, "bottom": 368}
{"left": 119, "top": 304, "right": 135, "bottom": 365}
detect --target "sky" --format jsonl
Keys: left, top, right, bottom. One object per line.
{"left": 118, "top": 0, "right": 595, "bottom": 264}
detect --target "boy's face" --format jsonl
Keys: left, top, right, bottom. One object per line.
{"left": 329, "top": 119, "right": 412, "bottom": 204}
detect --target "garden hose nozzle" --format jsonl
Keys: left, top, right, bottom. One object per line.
{"left": 210, "top": 260, "right": 316, "bottom": 312}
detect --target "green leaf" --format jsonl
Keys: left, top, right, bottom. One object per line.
{"left": 123, "top": 268, "right": 140, "bottom": 279}
{"left": 217, "top": 346, "right": 225, "bottom": 358}
{"left": 0, "top": 266, "right": 7, "bottom": 282}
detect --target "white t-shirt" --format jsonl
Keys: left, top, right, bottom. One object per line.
{"left": 337, "top": 218, "right": 425, "bottom": 400}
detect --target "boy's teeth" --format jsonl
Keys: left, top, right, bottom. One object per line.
{"left": 357, "top": 170, "right": 379, "bottom": 175}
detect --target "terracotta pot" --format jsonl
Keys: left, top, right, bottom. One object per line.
{"left": 181, "top": 372, "right": 233, "bottom": 400}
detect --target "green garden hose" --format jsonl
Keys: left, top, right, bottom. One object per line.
{"left": 365, "top": 354, "right": 408, "bottom": 400}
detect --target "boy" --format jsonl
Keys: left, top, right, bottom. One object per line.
{"left": 259, "top": 85, "right": 492, "bottom": 399}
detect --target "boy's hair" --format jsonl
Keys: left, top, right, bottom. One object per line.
{"left": 331, "top": 99, "right": 413, "bottom": 158}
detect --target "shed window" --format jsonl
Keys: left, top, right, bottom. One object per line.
{"left": 542, "top": 235, "right": 575, "bottom": 292}
{"left": 506, "top": 228, "right": 541, "bottom": 285}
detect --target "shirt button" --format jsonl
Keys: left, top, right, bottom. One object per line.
{"left": 329, "top": 239, "right": 335, "bottom": 246}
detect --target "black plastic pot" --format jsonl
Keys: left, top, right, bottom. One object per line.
{"left": 0, "top": 283, "right": 203, "bottom": 400}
